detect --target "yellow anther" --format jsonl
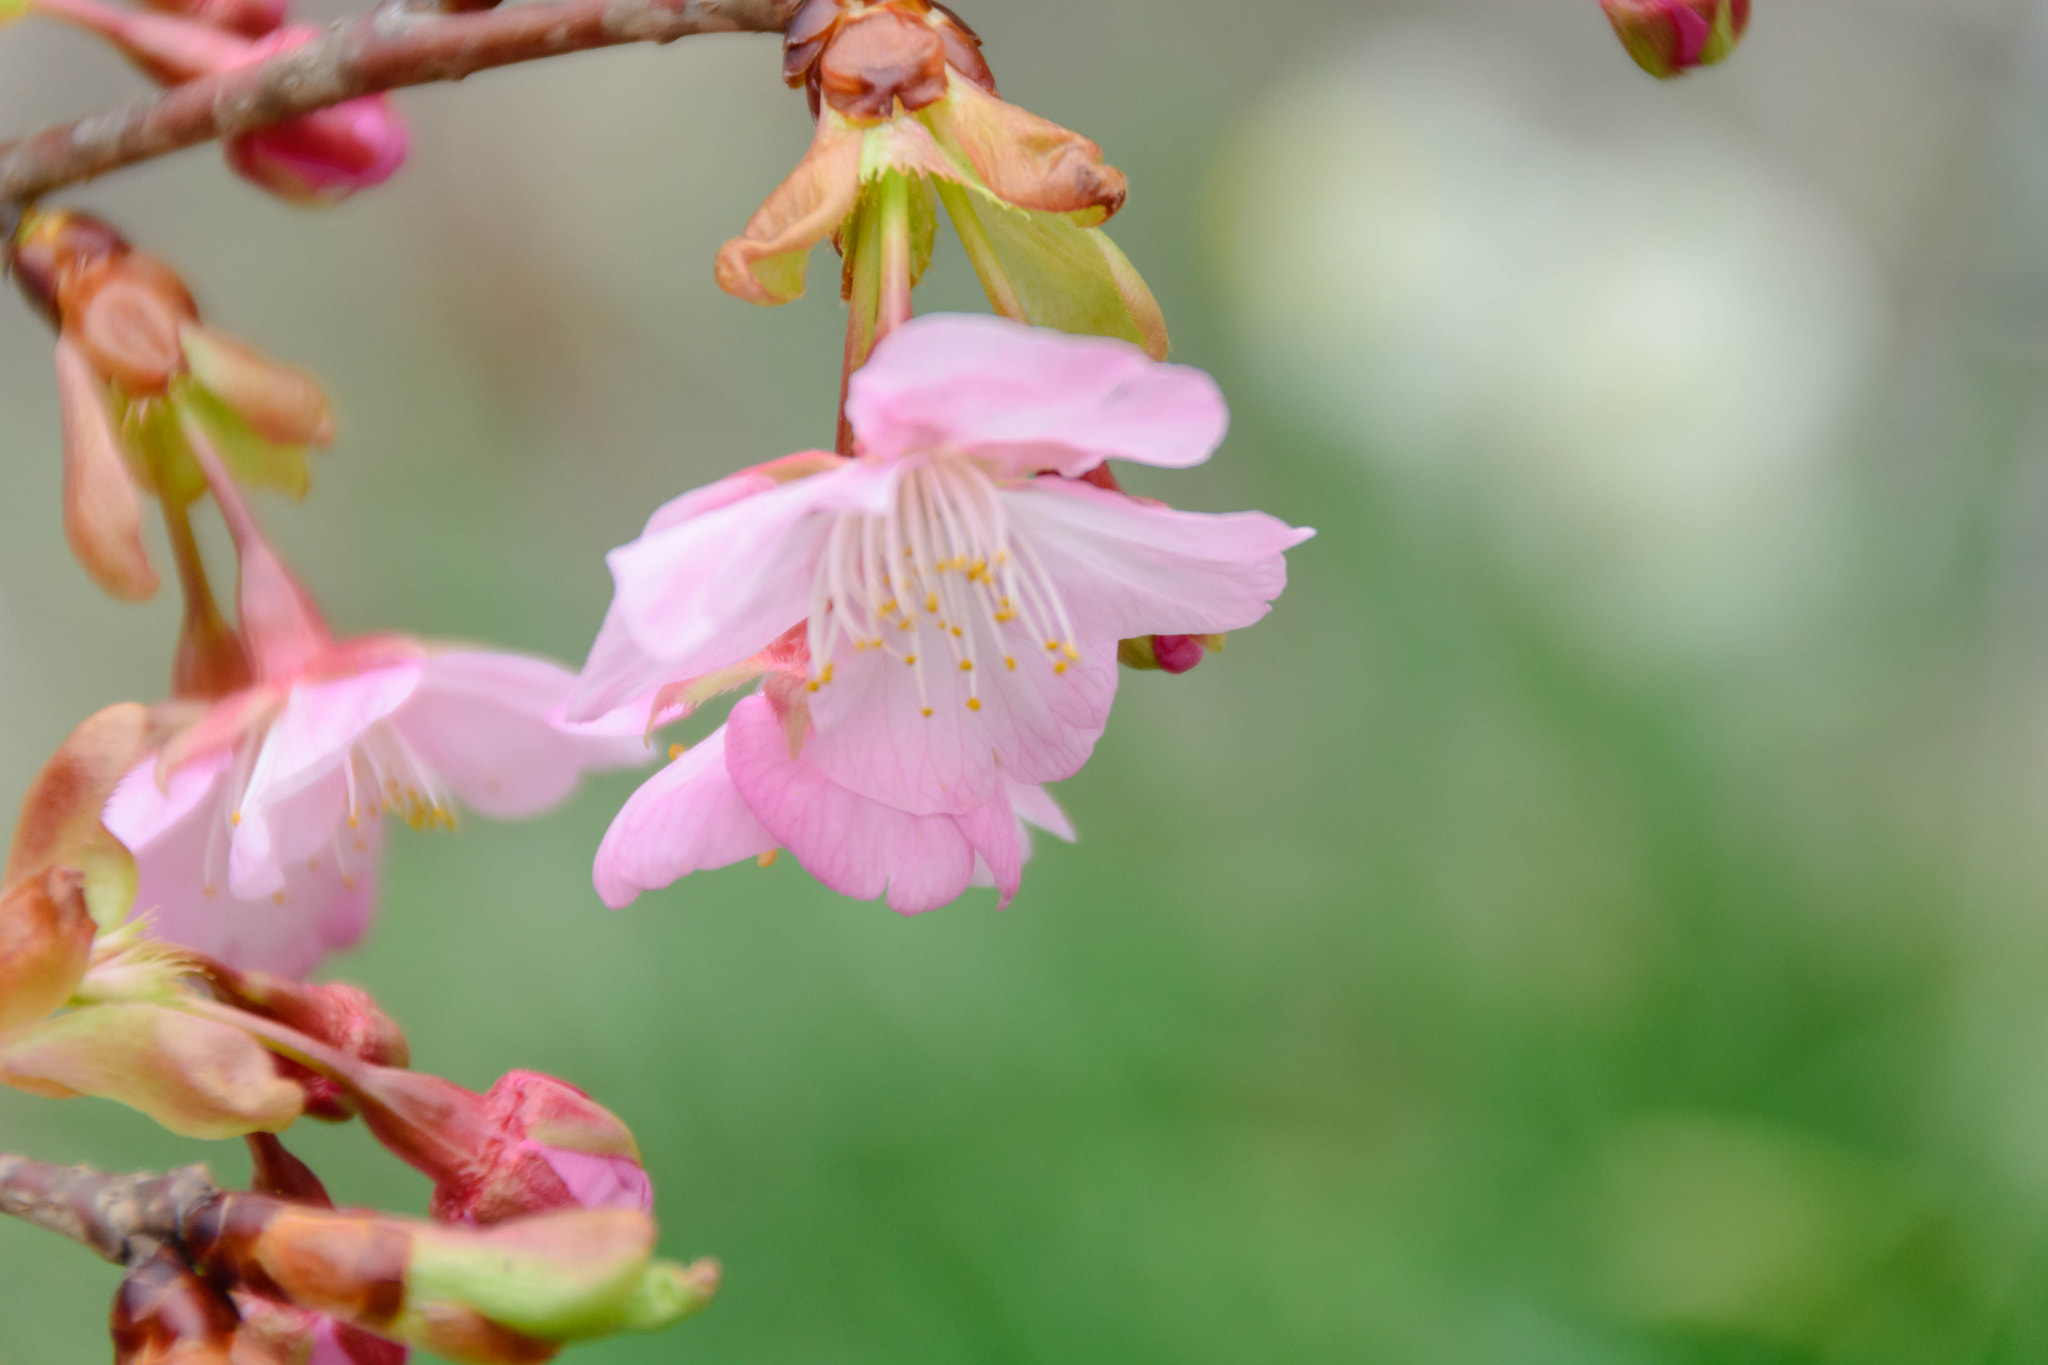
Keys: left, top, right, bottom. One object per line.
{"left": 926, "top": 594, "right": 940, "bottom": 612}
{"left": 905, "top": 655, "right": 918, "bottom": 666}
{"left": 230, "top": 811, "right": 242, "bottom": 827}
{"left": 967, "top": 697, "right": 982, "bottom": 712}
{"left": 347, "top": 814, "right": 359, "bottom": 830}
{"left": 758, "top": 850, "right": 779, "bottom": 868}
{"left": 1063, "top": 644, "right": 1082, "bottom": 661}
{"left": 342, "top": 877, "right": 356, "bottom": 890}
{"left": 1005, "top": 657, "right": 1017, "bottom": 671}
{"left": 271, "top": 892, "right": 286, "bottom": 906}
{"left": 922, "top": 707, "right": 934, "bottom": 717}
{"left": 307, "top": 858, "right": 320, "bottom": 873}
{"left": 959, "top": 660, "right": 973, "bottom": 672}
{"left": 950, "top": 626, "right": 963, "bottom": 638}
{"left": 670, "top": 743, "right": 688, "bottom": 761}
{"left": 202, "top": 884, "right": 217, "bottom": 899}
{"left": 1054, "top": 661, "right": 1069, "bottom": 676}
{"left": 806, "top": 680, "right": 821, "bottom": 692}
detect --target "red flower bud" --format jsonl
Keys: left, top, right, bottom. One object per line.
{"left": 1599, "top": 0, "right": 1750, "bottom": 79}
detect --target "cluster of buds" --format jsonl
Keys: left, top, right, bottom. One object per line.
{"left": 1599, "top": 0, "right": 1751, "bottom": 79}
{"left": 0, "top": 707, "right": 697, "bottom": 1360}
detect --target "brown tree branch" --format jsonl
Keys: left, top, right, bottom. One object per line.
{"left": 0, "top": 1154, "right": 222, "bottom": 1265}
{"left": 0, "top": 0, "right": 798, "bottom": 205}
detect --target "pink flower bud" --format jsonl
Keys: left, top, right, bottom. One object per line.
{"left": 224, "top": 30, "right": 408, "bottom": 205}
{"left": 138, "top": 0, "right": 285, "bottom": 39}
{"left": 1599, "top": 0, "right": 1750, "bottom": 79}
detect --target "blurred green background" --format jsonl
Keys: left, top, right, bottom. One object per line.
{"left": 4, "top": 0, "right": 2046, "bottom": 1360}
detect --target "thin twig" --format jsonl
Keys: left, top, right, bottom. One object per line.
{"left": 0, "top": 0, "right": 797, "bottom": 204}
{"left": 0, "top": 1154, "right": 222, "bottom": 1265}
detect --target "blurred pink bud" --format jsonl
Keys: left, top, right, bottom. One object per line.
{"left": 1599, "top": 0, "right": 1750, "bottom": 79}
{"left": 138, "top": 0, "right": 285, "bottom": 39}
{"left": 24, "top": 1, "right": 407, "bottom": 204}
{"left": 224, "top": 34, "right": 409, "bottom": 206}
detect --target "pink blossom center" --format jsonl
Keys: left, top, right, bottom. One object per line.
{"left": 806, "top": 456, "right": 1083, "bottom": 717}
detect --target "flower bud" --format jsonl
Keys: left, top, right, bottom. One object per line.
{"left": 0, "top": 868, "right": 96, "bottom": 1043}
{"left": 432, "top": 1072, "right": 653, "bottom": 1226}
{"left": 1116, "top": 633, "right": 1223, "bottom": 674}
{"left": 1600, "top": 0, "right": 1750, "bottom": 79}
{"left": 302, "top": 1059, "right": 651, "bottom": 1225}
{"left": 223, "top": 30, "right": 409, "bottom": 206}
{"left": 184, "top": 1199, "right": 715, "bottom": 1363}
{"left": 0, "top": 1002, "right": 303, "bottom": 1139}
{"left": 110, "top": 1243, "right": 243, "bottom": 1365}
{"left": 203, "top": 967, "right": 408, "bottom": 1121}
{"left": 6, "top": 208, "right": 130, "bottom": 326}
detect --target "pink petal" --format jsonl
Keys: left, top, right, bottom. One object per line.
{"left": 846, "top": 315, "right": 1229, "bottom": 477}
{"left": 230, "top": 768, "right": 352, "bottom": 901}
{"left": 1005, "top": 480, "right": 1315, "bottom": 638}
{"left": 602, "top": 463, "right": 893, "bottom": 692}
{"left": 239, "top": 664, "right": 422, "bottom": 814}
{"left": 802, "top": 615, "right": 1119, "bottom": 816}
{"left": 955, "top": 793, "right": 1023, "bottom": 909}
{"left": 106, "top": 757, "right": 381, "bottom": 979}
{"left": 725, "top": 695, "right": 982, "bottom": 914}
{"left": 1006, "top": 780, "right": 1076, "bottom": 844}
{"left": 532, "top": 1144, "right": 655, "bottom": 1213}
{"left": 397, "top": 652, "right": 645, "bottom": 820}
{"left": 591, "top": 727, "right": 775, "bottom": 910}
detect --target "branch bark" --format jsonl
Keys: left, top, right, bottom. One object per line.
{"left": 0, "top": 0, "right": 797, "bottom": 204}
{"left": 0, "top": 1154, "right": 222, "bottom": 1266}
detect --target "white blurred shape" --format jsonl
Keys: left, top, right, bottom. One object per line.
{"left": 1216, "top": 31, "right": 1886, "bottom": 660}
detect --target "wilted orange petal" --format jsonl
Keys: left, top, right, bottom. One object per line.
{"left": 714, "top": 118, "right": 866, "bottom": 305}
{"left": 54, "top": 337, "right": 159, "bottom": 602}
{"left": 4, "top": 701, "right": 153, "bottom": 895}
{"left": 0, "top": 1002, "right": 304, "bottom": 1138}
{"left": 926, "top": 74, "right": 1127, "bottom": 223}
{"left": 0, "top": 869, "right": 96, "bottom": 1042}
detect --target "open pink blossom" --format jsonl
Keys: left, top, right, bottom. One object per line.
{"left": 570, "top": 314, "right": 1313, "bottom": 832}
{"left": 592, "top": 689, "right": 1075, "bottom": 913}
{"left": 106, "top": 644, "right": 640, "bottom": 977}
{"left": 103, "top": 438, "right": 641, "bottom": 977}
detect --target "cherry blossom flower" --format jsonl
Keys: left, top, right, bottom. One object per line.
{"left": 102, "top": 440, "right": 642, "bottom": 977}
{"left": 572, "top": 314, "right": 1310, "bottom": 910}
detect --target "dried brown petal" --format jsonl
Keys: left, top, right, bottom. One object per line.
{"left": 67, "top": 261, "right": 196, "bottom": 396}
{"left": 54, "top": 336, "right": 160, "bottom": 601}
{"left": 715, "top": 117, "right": 867, "bottom": 304}
{"left": 0, "top": 868, "right": 96, "bottom": 1042}
{"left": 926, "top": 74, "right": 1127, "bottom": 221}
{"left": 817, "top": 7, "right": 948, "bottom": 119}
{"left": 4, "top": 702, "right": 153, "bottom": 924}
